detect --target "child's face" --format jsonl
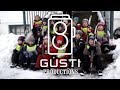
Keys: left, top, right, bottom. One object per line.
{"left": 43, "top": 21, "right": 47, "bottom": 25}
{"left": 57, "top": 40, "right": 62, "bottom": 45}
{"left": 37, "top": 31, "right": 40, "bottom": 36}
{"left": 98, "top": 25, "right": 104, "bottom": 31}
{"left": 29, "top": 41, "right": 34, "bottom": 45}
{"left": 89, "top": 39, "right": 94, "bottom": 46}
{"left": 82, "top": 21, "right": 88, "bottom": 27}
{"left": 44, "top": 39, "right": 48, "bottom": 44}
{"left": 64, "top": 20, "right": 68, "bottom": 24}
{"left": 75, "top": 34, "right": 81, "bottom": 39}
{"left": 59, "top": 26, "right": 62, "bottom": 31}
{"left": 51, "top": 20, "right": 55, "bottom": 25}
{"left": 74, "top": 19, "right": 78, "bottom": 23}
{"left": 35, "top": 16, "right": 40, "bottom": 21}
{"left": 18, "top": 40, "right": 23, "bottom": 44}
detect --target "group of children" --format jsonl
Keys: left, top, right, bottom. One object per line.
{"left": 10, "top": 15, "right": 116, "bottom": 76}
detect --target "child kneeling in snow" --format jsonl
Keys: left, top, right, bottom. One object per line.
{"left": 19, "top": 37, "right": 38, "bottom": 70}
{"left": 80, "top": 36, "right": 103, "bottom": 76}
{"left": 10, "top": 36, "right": 25, "bottom": 68}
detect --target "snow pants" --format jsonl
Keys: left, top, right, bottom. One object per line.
{"left": 19, "top": 52, "right": 37, "bottom": 68}
{"left": 11, "top": 50, "right": 21, "bottom": 65}
{"left": 82, "top": 55, "right": 103, "bottom": 73}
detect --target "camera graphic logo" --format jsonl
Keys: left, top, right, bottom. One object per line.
{"left": 48, "top": 14, "right": 76, "bottom": 55}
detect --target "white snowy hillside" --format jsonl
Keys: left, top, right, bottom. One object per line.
{"left": 0, "top": 33, "right": 120, "bottom": 79}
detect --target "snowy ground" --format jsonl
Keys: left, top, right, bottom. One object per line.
{"left": 0, "top": 33, "right": 120, "bottom": 79}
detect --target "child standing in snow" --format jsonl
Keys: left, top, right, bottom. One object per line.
{"left": 10, "top": 36, "right": 25, "bottom": 68}
{"left": 96, "top": 22, "right": 116, "bottom": 54}
{"left": 96, "top": 22, "right": 110, "bottom": 53}
{"left": 81, "top": 18, "right": 94, "bottom": 41}
{"left": 96, "top": 22, "right": 108, "bottom": 44}
{"left": 42, "top": 18, "right": 48, "bottom": 36}
{"left": 19, "top": 37, "right": 38, "bottom": 70}
{"left": 73, "top": 30, "right": 85, "bottom": 68}
{"left": 36, "top": 18, "right": 48, "bottom": 45}
{"left": 50, "top": 20, "right": 56, "bottom": 40}
{"left": 32, "top": 15, "right": 43, "bottom": 45}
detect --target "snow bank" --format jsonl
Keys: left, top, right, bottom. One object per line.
{"left": 102, "top": 39, "right": 120, "bottom": 79}
{"left": 0, "top": 33, "right": 52, "bottom": 79}
{"left": 0, "top": 33, "right": 120, "bottom": 79}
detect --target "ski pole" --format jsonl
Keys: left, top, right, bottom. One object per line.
{"left": 88, "top": 15, "right": 92, "bottom": 25}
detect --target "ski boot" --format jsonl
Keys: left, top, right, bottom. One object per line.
{"left": 79, "top": 70, "right": 86, "bottom": 76}
{"left": 97, "top": 70, "right": 103, "bottom": 76}
{"left": 23, "top": 63, "right": 28, "bottom": 70}
{"left": 10, "top": 64, "right": 17, "bottom": 68}
{"left": 16, "top": 65, "right": 23, "bottom": 69}
{"left": 29, "top": 63, "right": 36, "bottom": 71}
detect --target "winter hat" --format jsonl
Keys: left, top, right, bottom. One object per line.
{"left": 82, "top": 18, "right": 89, "bottom": 23}
{"left": 18, "top": 36, "right": 25, "bottom": 42}
{"left": 97, "top": 22, "right": 105, "bottom": 27}
{"left": 88, "top": 35, "right": 95, "bottom": 41}
{"left": 29, "top": 37, "right": 35, "bottom": 43}
{"left": 76, "top": 30, "right": 83, "bottom": 35}
{"left": 73, "top": 17, "right": 79, "bottom": 22}
{"left": 56, "top": 35, "right": 64, "bottom": 43}
{"left": 42, "top": 18, "right": 48, "bottom": 23}
{"left": 43, "top": 36, "right": 48, "bottom": 40}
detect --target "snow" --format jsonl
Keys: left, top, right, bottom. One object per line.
{"left": 0, "top": 33, "right": 120, "bottom": 79}
{"left": 102, "top": 39, "right": 120, "bottom": 79}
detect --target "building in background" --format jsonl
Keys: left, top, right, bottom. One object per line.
{"left": 0, "top": 11, "right": 120, "bottom": 38}
{"left": 0, "top": 11, "right": 23, "bottom": 34}
{"left": 0, "top": 11, "right": 50, "bottom": 35}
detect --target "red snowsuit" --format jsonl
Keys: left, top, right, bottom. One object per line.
{"left": 52, "top": 36, "right": 69, "bottom": 69}
{"left": 35, "top": 44, "right": 57, "bottom": 69}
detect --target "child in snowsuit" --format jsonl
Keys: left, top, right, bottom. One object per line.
{"left": 73, "top": 17, "right": 81, "bottom": 30}
{"left": 96, "top": 22, "right": 116, "bottom": 54}
{"left": 50, "top": 20, "right": 56, "bottom": 40}
{"left": 42, "top": 18, "right": 48, "bottom": 37}
{"left": 32, "top": 15, "right": 43, "bottom": 45}
{"left": 35, "top": 36, "right": 54, "bottom": 70}
{"left": 10, "top": 36, "right": 25, "bottom": 68}
{"left": 81, "top": 18, "right": 94, "bottom": 41}
{"left": 96, "top": 22, "right": 108, "bottom": 44}
{"left": 53, "top": 35, "right": 69, "bottom": 69}
{"left": 73, "top": 30, "right": 85, "bottom": 68}
{"left": 80, "top": 35, "right": 103, "bottom": 76}
{"left": 19, "top": 37, "right": 38, "bottom": 70}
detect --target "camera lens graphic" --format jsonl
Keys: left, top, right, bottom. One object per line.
{"left": 48, "top": 14, "right": 76, "bottom": 55}
{"left": 53, "top": 21, "right": 67, "bottom": 35}
{"left": 52, "top": 21, "right": 68, "bottom": 50}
